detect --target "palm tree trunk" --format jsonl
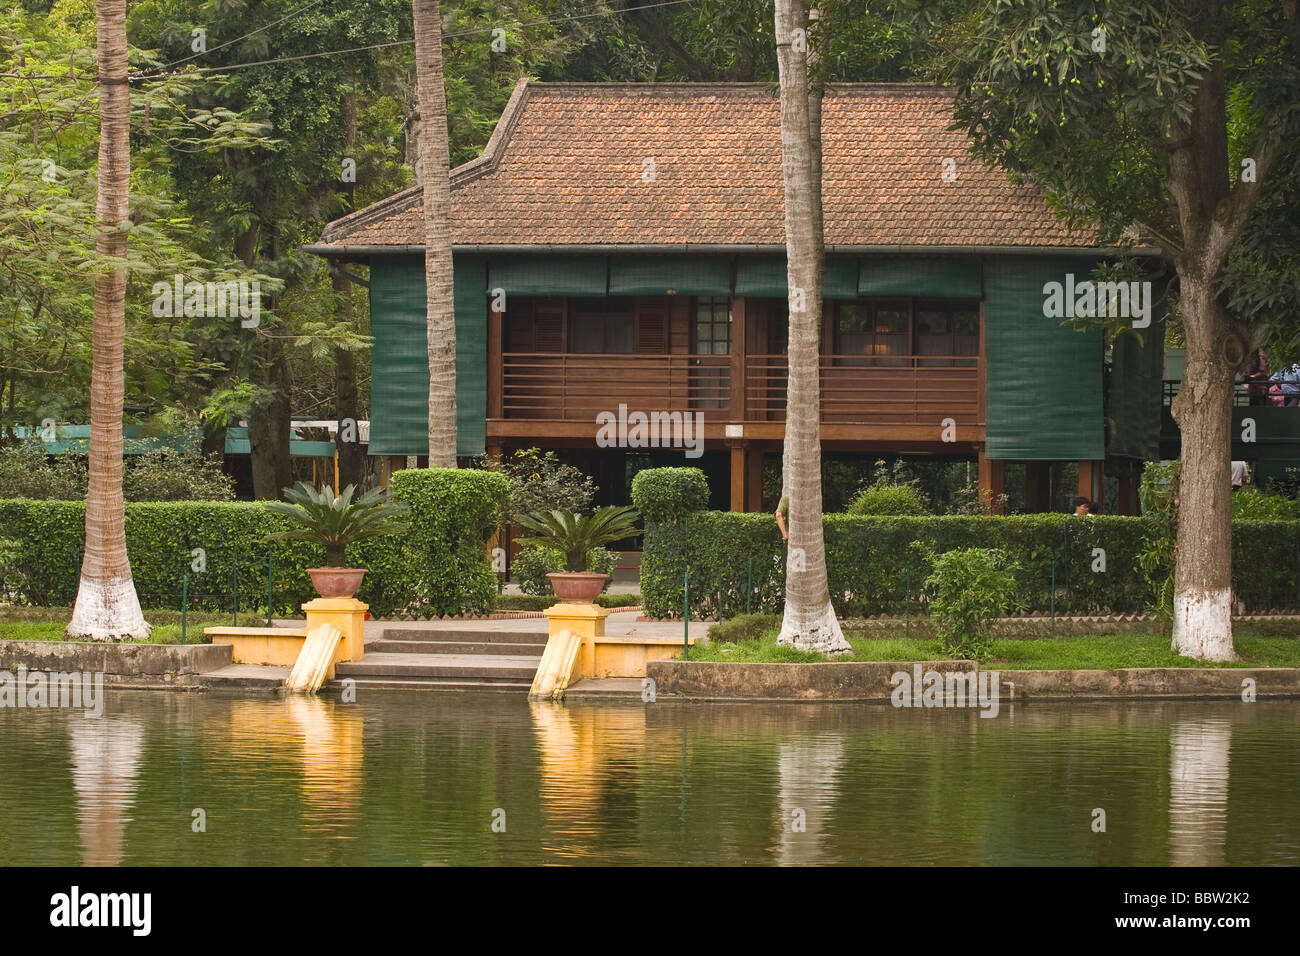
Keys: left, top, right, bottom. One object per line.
{"left": 412, "top": 0, "right": 457, "bottom": 466}
{"left": 67, "top": 0, "right": 148, "bottom": 640}
{"left": 773, "top": 0, "right": 848, "bottom": 654}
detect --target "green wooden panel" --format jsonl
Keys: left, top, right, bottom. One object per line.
{"left": 1107, "top": 312, "right": 1165, "bottom": 461}
{"left": 857, "top": 257, "right": 982, "bottom": 298}
{"left": 608, "top": 256, "right": 732, "bottom": 295}
{"left": 368, "top": 256, "right": 487, "bottom": 458}
{"left": 734, "top": 256, "right": 858, "bottom": 298}
{"left": 984, "top": 256, "right": 1104, "bottom": 461}
{"left": 488, "top": 256, "right": 607, "bottom": 296}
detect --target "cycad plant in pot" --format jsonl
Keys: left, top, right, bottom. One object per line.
{"left": 514, "top": 506, "right": 639, "bottom": 603}
{"left": 265, "top": 482, "right": 410, "bottom": 599}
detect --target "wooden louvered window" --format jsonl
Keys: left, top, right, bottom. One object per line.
{"left": 636, "top": 303, "right": 667, "bottom": 353}
{"left": 533, "top": 300, "right": 564, "bottom": 352}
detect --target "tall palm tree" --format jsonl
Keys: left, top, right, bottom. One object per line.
{"left": 773, "top": 0, "right": 849, "bottom": 654}
{"left": 66, "top": 0, "right": 149, "bottom": 640}
{"left": 412, "top": 0, "right": 458, "bottom": 466}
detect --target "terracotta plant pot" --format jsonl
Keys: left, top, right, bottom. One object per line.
{"left": 546, "top": 572, "right": 609, "bottom": 604}
{"left": 307, "top": 567, "right": 367, "bottom": 599}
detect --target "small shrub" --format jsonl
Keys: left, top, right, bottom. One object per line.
{"left": 847, "top": 483, "right": 930, "bottom": 516}
{"left": 631, "top": 467, "right": 709, "bottom": 523}
{"left": 123, "top": 449, "right": 234, "bottom": 501}
{"left": 476, "top": 447, "right": 597, "bottom": 523}
{"left": 513, "top": 544, "right": 617, "bottom": 595}
{"left": 924, "top": 547, "right": 1019, "bottom": 661}
{"left": 1232, "top": 487, "right": 1300, "bottom": 521}
{"left": 0, "top": 441, "right": 85, "bottom": 499}
{"left": 707, "top": 612, "right": 780, "bottom": 643}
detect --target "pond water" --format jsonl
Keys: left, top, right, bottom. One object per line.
{"left": 0, "top": 691, "right": 1296, "bottom": 866}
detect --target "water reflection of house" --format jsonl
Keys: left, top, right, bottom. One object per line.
{"left": 309, "top": 80, "right": 1172, "bottom": 514}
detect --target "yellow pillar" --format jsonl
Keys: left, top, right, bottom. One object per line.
{"left": 302, "top": 597, "right": 368, "bottom": 662}
{"left": 543, "top": 602, "right": 610, "bottom": 681}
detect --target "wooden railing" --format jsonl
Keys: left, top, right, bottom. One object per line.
{"left": 745, "top": 354, "right": 979, "bottom": 425}
{"left": 498, "top": 352, "right": 980, "bottom": 425}
{"left": 501, "top": 353, "right": 731, "bottom": 420}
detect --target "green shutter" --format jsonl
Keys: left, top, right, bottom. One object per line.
{"left": 367, "top": 256, "right": 487, "bottom": 458}
{"left": 488, "top": 256, "right": 607, "bottom": 296}
{"left": 608, "top": 256, "right": 732, "bottom": 295}
{"left": 1106, "top": 307, "right": 1165, "bottom": 461}
{"left": 733, "top": 256, "right": 858, "bottom": 298}
{"left": 984, "top": 256, "right": 1104, "bottom": 461}
{"left": 857, "top": 257, "right": 982, "bottom": 297}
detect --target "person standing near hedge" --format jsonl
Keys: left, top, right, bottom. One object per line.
{"left": 775, "top": 495, "right": 789, "bottom": 541}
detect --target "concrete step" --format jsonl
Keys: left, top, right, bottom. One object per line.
{"left": 322, "top": 678, "right": 531, "bottom": 693}
{"left": 334, "top": 652, "right": 539, "bottom": 683}
{"left": 371, "top": 638, "right": 545, "bottom": 657}
{"left": 378, "top": 628, "right": 548, "bottom": 645}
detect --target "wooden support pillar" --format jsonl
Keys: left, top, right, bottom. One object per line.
{"left": 746, "top": 445, "right": 764, "bottom": 513}
{"left": 729, "top": 296, "right": 746, "bottom": 422}
{"left": 1116, "top": 473, "right": 1138, "bottom": 516}
{"left": 1025, "top": 462, "right": 1051, "bottom": 513}
{"left": 730, "top": 442, "right": 745, "bottom": 513}
{"left": 978, "top": 450, "right": 1005, "bottom": 515}
{"left": 1077, "top": 460, "right": 1105, "bottom": 512}
{"left": 487, "top": 294, "right": 504, "bottom": 419}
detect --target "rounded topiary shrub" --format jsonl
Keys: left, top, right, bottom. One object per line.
{"left": 846, "top": 483, "right": 930, "bottom": 516}
{"left": 631, "top": 467, "right": 709, "bottom": 524}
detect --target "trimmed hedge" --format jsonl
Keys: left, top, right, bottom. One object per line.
{"left": 0, "top": 468, "right": 509, "bottom": 619}
{"left": 633, "top": 469, "right": 1300, "bottom": 619}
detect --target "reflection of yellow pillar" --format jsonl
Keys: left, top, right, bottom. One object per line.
{"left": 303, "top": 597, "right": 367, "bottom": 661}
{"left": 543, "top": 603, "right": 610, "bottom": 681}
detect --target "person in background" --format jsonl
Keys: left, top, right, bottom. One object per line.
{"left": 775, "top": 494, "right": 789, "bottom": 541}
{"left": 1244, "top": 347, "right": 1271, "bottom": 406}
{"left": 1070, "top": 495, "right": 1094, "bottom": 516}
{"left": 1271, "top": 363, "right": 1300, "bottom": 407}
{"left": 1232, "top": 460, "right": 1249, "bottom": 490}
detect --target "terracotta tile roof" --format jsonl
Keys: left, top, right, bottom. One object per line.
{"left": 316, "top": 81, "right": 1098, "bottom": 250}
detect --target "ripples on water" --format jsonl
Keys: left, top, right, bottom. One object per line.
{"left": 0, "top": 692, "right": 1295, "bottom": 866}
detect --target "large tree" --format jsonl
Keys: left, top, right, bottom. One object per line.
{"left": 67, "top": 0, "right": 149, "bottom": 640}
{"left": 936, "top": 0, "right": 1300, "bottom": 660}
{"left": 773, "top": 0, "right": 850, "bottom": 654}
{"left": 412, "top": 0, "right": 457, "bottom": 466}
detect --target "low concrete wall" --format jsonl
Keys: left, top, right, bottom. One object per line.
{"left": 0, "top": 641, "right": 231, "bottom": 680}
{"left": 647, "top": 660, "right": 976, "bottom": 701}
{"left": 647, "top": 659, "right": 1300, "bottom": 701}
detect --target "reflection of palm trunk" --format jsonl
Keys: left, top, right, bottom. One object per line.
{"left": 776, "top": 734, "right": 844, "bottom": 866}
{"left": 1169, "top": 718, "right": 1232, "bottom": 866}
{"left": 69, "top": 718, "right": 144, "bottom": 867}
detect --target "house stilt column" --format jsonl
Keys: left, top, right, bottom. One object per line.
{"left": 978, "top": 450, "right": 1005, "bottom": 515}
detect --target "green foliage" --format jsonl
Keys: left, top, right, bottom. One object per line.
{"left": 512, "top": 545, "right": 617, "bottom": 595}
{"left": 121, "top": 450, "right": 235, "bottom": 502}
{"left": 1232, "top": 487, "right": 1300, "bottom": 521}
{"left": 514, "top": 506, "right": 639, "bottom": 572}
{"left": 846, "top": 483, "right": 930, "bottom": 516}
{"left": 707, "top": 613, "right": 780, "bottom": 644}
{"left": 630, "top": 467, "right": 709, "bottom": 523}
{"left": 264, "top": 482, "right": 410, "bottom": 567}
{"left": 1137, "top": 461, "right": 1179, "bottom": 617}
{"left": 476, "top": 447, "right": 596, "bottom": 523}
{"left": 0, "top": 443, "right": 86, "bottom": 500}
{"left": 924, "top": 547, "right": 1019, "bottom": 661}
{"left": 0, "top": 469, "right": 507, "bottom": 618}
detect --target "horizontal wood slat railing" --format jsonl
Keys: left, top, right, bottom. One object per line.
{"left": 746, "top": 355, "right": 979, "bottom": 425}
{"left": 502, "top": 353, "right": 731, "bottom": 420}
{"left": 498, "top": 352, "right": 980, "bottom": 425}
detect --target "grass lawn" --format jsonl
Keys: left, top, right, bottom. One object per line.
{"left": 689, "top": 625, "right": 1300, "bottom": 669}
{"left": 0, "top": 606, "right": 236, "bottom": 644}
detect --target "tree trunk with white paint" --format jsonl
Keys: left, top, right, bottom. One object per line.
{"left": 773, "top": 0, "right": 848, "bottom": 655}
{"left": 412, "top": 0, "right": 457, "bottom": 466}
{"left": 67, "top": 0, "right": 148, "bottom": 641}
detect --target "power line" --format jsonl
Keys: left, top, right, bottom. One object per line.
{"left": 155, "top": 0, "right": 328, "bottom": 72}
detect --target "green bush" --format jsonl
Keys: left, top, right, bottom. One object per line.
{"left": 0, "top": 442, "right": 86, "bottom": 500}
{"left": 631, "top": 467, "right": 709, "bottom": 523}
{"left": 0, "top": 468, "right": 509, "bottom": 618}
{"left": 632, "top": 467, "right": 1300, "bottom": 618}
{"left": 512, "top": 545, "right": 617, "bottom": 595}
{"left": 122, "top": 450, "right": 235, "bottom": 502}
{"left": 1232, "top": 487, "right": 1300, "bottom": 521}
{"left": 924, "top": 547, "right": 1019, "bottom": 661}
{"left": 707, "top": 613, "right": 780, "bottom": 643}
{"left": 846, "top": 483, "right": 930, "bottom": 516}
{"left": 476, "top": 447, "right": 596, "bottom": 523}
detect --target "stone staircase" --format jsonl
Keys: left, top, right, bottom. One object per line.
{"left": 326, "top": 626, "right": 547, "bottom": 693}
